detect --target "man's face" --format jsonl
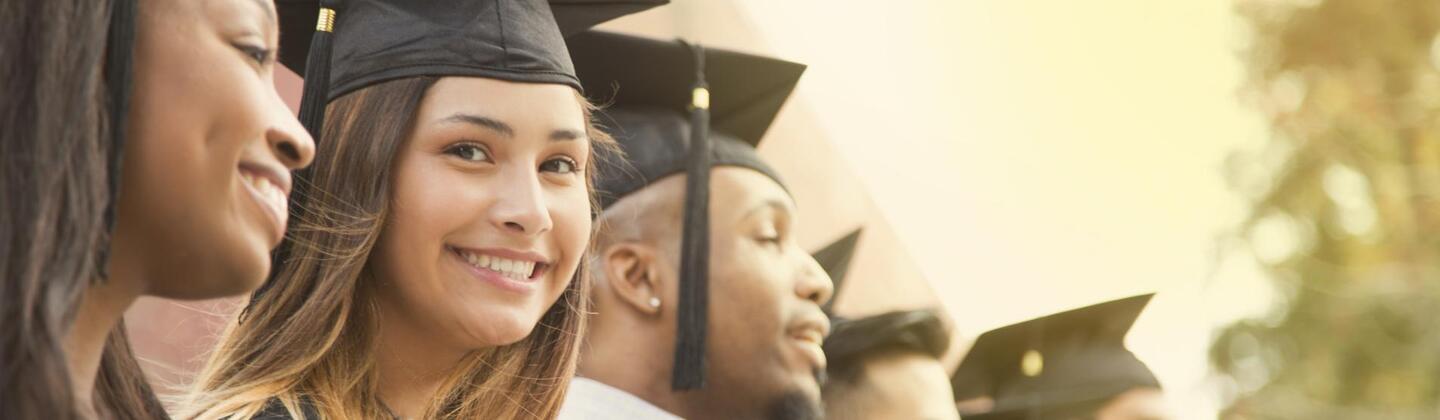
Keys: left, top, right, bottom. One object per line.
{"left": 824, "top": 352, "right": 960, "bottom": 420}
{"left": 685, "top": 167, "right": 834, "bottom": 420}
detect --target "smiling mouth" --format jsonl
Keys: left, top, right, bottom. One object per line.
{"left": 449, "top": 247, "right": 550, "bottom": 281}
{"left": 790, "top": 325, "right": 829, "bottom": 371}
{"left": 238, "top": 166, "right": 288, "bottom": 241}
{"left": 791, "top": 328, "right": 824, "bottom": 346}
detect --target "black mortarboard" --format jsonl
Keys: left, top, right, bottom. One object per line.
{"left": 274, "top": 0, "right": 668, "bottom": 137}
{"left": 951, "top": 294, "right": 1161, "bottom": 420}
{"left": 811, "top": 228, "right": 863, "bottom": 315}
{"left": 569, "top": 31, "right": 806, "bottom": 390}
{"left": 98, "top": 0, "right": 137, "bottom": 277}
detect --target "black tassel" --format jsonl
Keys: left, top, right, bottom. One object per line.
{"left": 243, "top": 0, "right": 339, "bottom": 322}
{"left": 672, "top": 41, "right": 711, "bottom": 391}
{"left": 296, "top": 0, "right": 338, "bottom": 138}
{"left": 98, "top": 0, "right": 137, "bottom": 280}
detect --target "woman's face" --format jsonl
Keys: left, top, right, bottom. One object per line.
{"left": 373, "top": 77, "right": 592, "bottom": 349}
{"left": 114, "top": 0, "right": 314, "bottom": 299}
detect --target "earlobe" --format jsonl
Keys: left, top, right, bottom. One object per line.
{"left": 603, "top": 243, "right": 666, "bottom": 317}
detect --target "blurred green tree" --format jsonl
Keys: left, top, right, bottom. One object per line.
{"left": 1214, "top": 0, "right": 1440, "bottom": 418}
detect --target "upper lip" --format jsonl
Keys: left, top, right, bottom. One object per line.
{"left": 450, "top": 246, "right": 552, "bottom": 265}
{"left": 789, "top": 314, "right": 831, "bottom": 345}
{"left": 238, "top": 161, "right": 293, "bottom": 195}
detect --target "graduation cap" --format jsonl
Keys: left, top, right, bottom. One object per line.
{"left": 568, "top": 31, "right": 806, "bottom": 390}
{"left": 274, "top": 0, "right": 668, "bottom": 138}
{"left": 98, "top": 0, "right": 138, "bottom": 277}
{"left": 244, "top": 0, "right": 663, "bottom": 313}
{"left": 811, "top": 228, "right": 863, "bottom": 315}
{"left": 951, "top": 294, "right": 1160, "bottom": 420}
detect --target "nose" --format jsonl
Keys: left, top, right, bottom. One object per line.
{"left": 796, "top": 252, "right": 835, "bottom": 307}
{"left": 488, "top": 168, "right": 553, "bottom": 236}
{"left": 266, "top": 89, "right": 316, "bottom": 170}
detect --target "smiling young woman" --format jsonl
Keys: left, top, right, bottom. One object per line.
{"left": 177, "top": 0, "right": 662, "bottom": 418}
{"left": 0, "top": 0, "right": 314, "bottom": 418}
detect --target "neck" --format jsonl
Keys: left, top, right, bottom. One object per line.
{"left": 578, "top": 317, "right": 684, "bottom": 415}
{"left": 373, "top": 308, "right": 469, "bottom": 419}
{"left": 63, "top": 269, "right": 144, "bottom": 417}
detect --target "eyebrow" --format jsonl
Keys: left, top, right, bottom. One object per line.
{"left": 551, "top": 129, "right": 587, "bottom": 142}
{"left": 442, "top": 113, "right": 586, "bottom": 142}
{"left": 742, "top": 198, "right": 793, "bottom": 220}
{"left": 440, "top": 113, "right": 516, "bottom": 138}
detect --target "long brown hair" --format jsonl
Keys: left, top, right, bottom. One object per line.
{"left": 182, "top": 76, "right": 611, "bottom": 419}
{"left": 0, "top": 0, "right": 168, "bottom": 418}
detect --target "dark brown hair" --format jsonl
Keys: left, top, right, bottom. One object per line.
{"left": 0, "top": 0, "right": 167, "bottom": 418}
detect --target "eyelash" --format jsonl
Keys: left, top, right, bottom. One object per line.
{"left": 234, "top": 43, "right": 272, "bottom": 65}
{"left": 445, "top": 143, "right": 491, "bottom": 162}
{"left": 541, "top": 157, "right": 581, "bottom": 174}
{"left": 444, "top": 143, "right": 581, "bottom": 175}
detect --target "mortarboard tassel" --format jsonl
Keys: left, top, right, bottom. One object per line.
{"left": 672, "top": 40, "right": 711, "bottom": 391}
{"left": 244, "top": 0, "right": 340, "bottom": 321}
{"left": 98, "top": 0, "right": 137, "bottom": 280}
{"left": 296, "top": 0, "right": 338, "bottom": 137}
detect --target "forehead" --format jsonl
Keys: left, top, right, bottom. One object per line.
{"left": 708, "top": 167, "right": 793, "bottom": 221}
{"left": 416, "top": 77, "right": 585, "bottom": 132}
{"left": 190, "top": 0, "right": 273, "bottom": 23}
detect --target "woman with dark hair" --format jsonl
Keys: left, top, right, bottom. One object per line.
{"left": 0, "top": 0, "right": 315, "bottom": 418}
{"left": 179, "top": 0, "right": 661, "bottom": 418}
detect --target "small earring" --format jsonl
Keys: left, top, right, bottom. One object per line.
{"left": 649, "top": 297, "right": 661, "bottom": 308}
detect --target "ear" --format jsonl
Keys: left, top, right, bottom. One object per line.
{"left": 601, "top": 242, "right": 669, "bottom": 317}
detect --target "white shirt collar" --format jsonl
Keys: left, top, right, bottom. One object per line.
{"left": 558, "top": 377, "right": 684, "bottom": 420}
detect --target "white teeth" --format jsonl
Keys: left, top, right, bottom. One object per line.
{"left": 242, "top": 170, "right": 288, "bottom": 225}
{"left": 243, "top": 171, "right": 286, "bottom": 207}
{"left": 459, "top": 251, "right": 538, "bottom": 280}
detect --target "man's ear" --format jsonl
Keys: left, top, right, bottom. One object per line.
{"left": 601, "top": 242, "right": 669, "bottom": 317}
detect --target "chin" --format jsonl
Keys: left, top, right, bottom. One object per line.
{"left": 459, "top": 305, "right": 542, "bottom": 347}
{"left": 150, "top": 242, "right": 269, "bottom": 300}
{"left": 789, "top": 374, "right": 822, "bottom": 402}
{"left": 765, "top": 388, "right": 824, "bottom": 420}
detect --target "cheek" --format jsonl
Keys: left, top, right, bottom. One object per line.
{"left": 712, "top": 241, "right": 789, "bottom": 334}
{"left": 112, "top": 17, "right": 277, "bottom": 295}
{"left": 133, "top": 22, "right": 270, "bottom": 160}
{"left": 378, "top": 161, "right": 470, "bottom": 288}
{"left": 127, "top": 20, "right": 273, "bottom": 221}
{"left": 546, "top": 187, "right": 593, "bottom": 288}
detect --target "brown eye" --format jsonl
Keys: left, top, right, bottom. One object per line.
{"left": 445, "top": 143, "right": 492, "bottom": 162}
{"left": 540, "top": 157, "right": 579, "bottom": 174}
{"left": 234, "top": 43, "right": 272, "bottom": 64}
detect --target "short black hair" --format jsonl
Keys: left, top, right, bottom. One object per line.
{"left": 822, "top": 309, "right": 951, "bottom": 386}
